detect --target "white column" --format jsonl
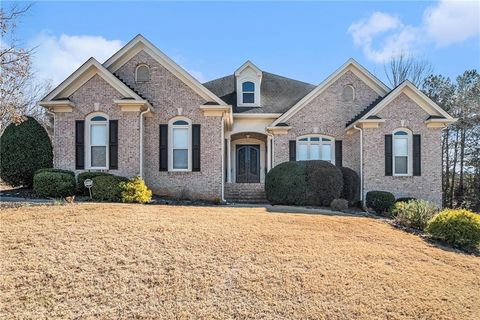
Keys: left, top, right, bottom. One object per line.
{"left": 227, "top": 136, "right": 232, "bottom": 183}
{"left": 267, "top": 135, "right": 272, "bottom": 172}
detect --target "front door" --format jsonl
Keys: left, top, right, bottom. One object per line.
{"left": 236, "top": 145, "right": 260, "bottom": 183}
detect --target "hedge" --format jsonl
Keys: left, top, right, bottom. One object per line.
{"left": 339, "top": 167, "right": 360, "bottom": 206}
{"left": 91, "top": 174, "right": 129, "bottom": 202}
{"left": 265, "top": 160, "right": 343, "bottom": 206}
{"left": 366, "top": 191, "right": 395, "bottom": 215}
{"left": 33, "top": 171, "right": 76, "bottom": 198}
{"left": 0, "top": 117, "right": 53, "bottom": 187}
{"left": 77, "top": 171, "right": 113, "bottom": 195}
{"left": 35, "top": 168, "right": 75, "bottom": 179}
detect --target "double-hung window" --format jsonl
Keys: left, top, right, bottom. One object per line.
{"left": 170, "top": 119, "right": 191, "bottom": 171}
{"left": 242, "top": 81, "right": 255, "bottom": 104}
{"left": 393, "top": 130, "right": 411, "bottom": 175}
{"left": 87, "top": 114, "right": 108, "bottom": 169}
{"left": 297, "top": 135, "right": 334, "bottom": 163}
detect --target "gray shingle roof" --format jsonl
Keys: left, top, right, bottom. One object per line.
{"left": 203, "top": 72, "right": 316, "bottom": 114}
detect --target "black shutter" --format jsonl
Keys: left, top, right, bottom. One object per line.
{"left": 413, "top": 134, "right": 421, "bottom": 176}
{"left": 335, "top": 140, "right": 343, "bottom": 167}
{"left": 159, "top": 124, "right": 168, "bottom": 171}
{"left": 109, "top": 120, "right": 118, "bottom": 170}
{"left": 289, "top": 140, "right": 296, "bottom": 161}
{"left": 385, "top": 134, "right": 393, "bottom": 176}
{"left": 75, "top": 120, "right": 85, "bottom": 170}
{"left": 192, "top": 124, "right": 201, "bottom": 171}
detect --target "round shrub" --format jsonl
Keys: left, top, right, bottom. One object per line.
{"left": 77, "top": 171, "right": 112, "bottom": 195}
{"left": 392, "top": 199, "right": 439, "bottom": 230}
{"left": 366, "top": 191, "right": 395, "bottom": 215}
{"left": 426, "top": 209, "right": 480, "bottom": 250}
{"left": 330, "top": 198, "right": 348, "bottom": 212}
{"left": 33, "top": 171, "right": 76, "bottom": 198}
{"left": 305, "top": 161, "right": 343, "bottom": 206}
{"left": 120, "top": 176, "right": 152, "bottom": 204}
{"left": 0, "top": 117, "right": 53, "bottom": 187}
{"left": 265, "top": 161, "right": 306, "bottom": 205}
{"left": 339, "top": 167, "right": 360, "bottom": 205}
{"left": 91, "top": 174, "right": 129, "bottom": 202}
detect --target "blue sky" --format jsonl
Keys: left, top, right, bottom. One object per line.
{"left": 12, "top": 1, "right": 480, "bottom": 87}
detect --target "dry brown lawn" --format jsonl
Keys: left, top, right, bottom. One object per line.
{"left": 0, "top": 204, "right": 479, "bottom": 319}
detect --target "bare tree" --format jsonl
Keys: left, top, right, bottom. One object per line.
{"left": 384, "top": 53, "right": 433, "bottom": 87}
{"left": 0, "top": 3, "right": 51, "bottom": 132}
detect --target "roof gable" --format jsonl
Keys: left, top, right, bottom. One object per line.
{"left": 40, "top": 58, "right": 145, "bottom": 103}
{"left": 235, "top": 60, "right": 262, "bottom": 77}
{"left": 103, "top": 34, "right": 227, "bottom": 106}
{"left": 271, "top": 58, "right": 389, "bottom": 126}
{"left": 345, "top": 80, "right": 455, "bottom": 129}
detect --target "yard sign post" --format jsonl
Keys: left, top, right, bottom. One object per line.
{"left": 84, "top": 179, "right": 93, "bottom": 199}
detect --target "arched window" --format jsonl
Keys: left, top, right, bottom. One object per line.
{"left": 297, "top": 135, "right": 335, "bottom": 163}
{"left": 169, "top": 117, "right": 192, "bottom": 171}
{"left": 135, "top": 64, "right": 150, "bottom": 82}
{"left": 86, "top": 113, "right": 109, "bottom": 169}
{"left": 342, "top": 85, "right": 355, "bottom": 101}
{"left": 393, "top": 128, "right": 412, "bottom": 175}
{"left": 242, "top": 81, "right": 255, "bottom": 104}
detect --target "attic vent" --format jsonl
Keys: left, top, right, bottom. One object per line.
{"left": 136, "top": 64, "right": 150, "bottom": 82}
{"left": 342, "top": 85, "right": 355, "bottom": 102}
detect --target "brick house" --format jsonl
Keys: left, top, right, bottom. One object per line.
{"left": 39, "top": 35, "right": 455, "bottom": 205}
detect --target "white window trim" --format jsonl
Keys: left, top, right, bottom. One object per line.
{"left": 168, "top": 117, "right": 192, "bottom": 172}
{"left": 85, "top": 112, "right": 109, "bottom": 170}
{"left": 296, "top": 134, "right": 335, "bottom": 164}
{"left": 392, "top": 128, "right": 413, "bottom": 177}
{"left": 135, "top": 64, "right": 150, "bottom": 82}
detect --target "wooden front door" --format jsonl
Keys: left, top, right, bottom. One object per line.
{"left": 236, "top": 145, "right": 260, "bottom": 183}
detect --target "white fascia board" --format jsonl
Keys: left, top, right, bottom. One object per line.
{"left": 103, "top": 34, "right": 227, "bottom": 106}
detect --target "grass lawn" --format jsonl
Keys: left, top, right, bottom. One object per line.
{"left": 1, "top": 204, "right": 479, "bottom": 319}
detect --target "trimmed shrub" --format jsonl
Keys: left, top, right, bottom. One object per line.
{"left": 339, "top": 167, "right": 360, "bottom": 205}
{"left": 0, "top": 117, "right": 53, "bottom": 187}
{"left": 366, "top": 191, "right": 395, "bottom": 215}
{"left": 265, "top": 161, "right": 307, "bottom": 205}
{"left": 91, "top": 174, "right": 129, "bottom": 202}
{"left": 77, "top": 171, "right": 112, "bottom": 195}
{"left": 35, "top": 168, "right": 75, "bottom": 179}
{"left": 33, "top": 171, "right": 76, "bottom": 198}
{"left": 120, "top": 176, "right": 152, "bottom": 204}
{"left": 330, "top": 198, "right": 348, "bottom": 212}
{"left": 305, "top": 161, "right": 343, "bottom": 206}
{"left": 426, "top": 209, "right": 480, "bottom": 250}
{"left": 392, "top": 199, "right": 439, "bottom": 230}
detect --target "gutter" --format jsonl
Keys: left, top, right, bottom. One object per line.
{"left": 353, "top": 124, "right": 364, "bottom": 206}
{"left": 139, "top": 106, "right": 150, "bottom": 178}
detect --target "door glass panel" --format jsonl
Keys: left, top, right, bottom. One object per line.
{"left": 91, "top": 124, "right": 107, "bottom": 145}
{"left": 310, "top": 144, "right": 320, "bottom": 160}
{"left": 321, "top": 144, "right": 332, "bottom": 161}
{"left": 91, "top": 146, "right": 106, "bottom": 167}
{"left": 250, "top": 147, "right": 258, "bottom": 175}
{"left": 298, "top": 144, "right": 308, "bottom": 160}
{"left": 237, "top": 147, "right": 246, "bottom": 177}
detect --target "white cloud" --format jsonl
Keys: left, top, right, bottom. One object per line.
{"left": 348, "top": 12, "right": 419, "bottom": 63}
{"left": 30, "top": 33, "right": 123, "bottom": 86}
{"left": 348, "top": 0, "right": 480, "bottom": 63}
{"left": 424, "top": 0, "right": 480, "bottom": 47}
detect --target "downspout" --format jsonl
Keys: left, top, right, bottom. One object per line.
{"left": 221, "top": 116, "right": 225, "bottom": 202}
{"left": 139, "top": 106, "right": 150, "bottom": 178}
{"left": 353, "top": 124, "right": 364, "bottom": 206}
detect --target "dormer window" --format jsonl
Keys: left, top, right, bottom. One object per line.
{"left": 242, "top": 82, "right": 255, "bottom": 104}
{"left": 135, "top": 64, "right": 150, "bottom": 82}
{"left": 235, "top": 61, "right": 262, "bottom": 107}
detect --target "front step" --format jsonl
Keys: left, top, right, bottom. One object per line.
{"left": 225, "top": 183, "right": 268, "bottom": 204}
